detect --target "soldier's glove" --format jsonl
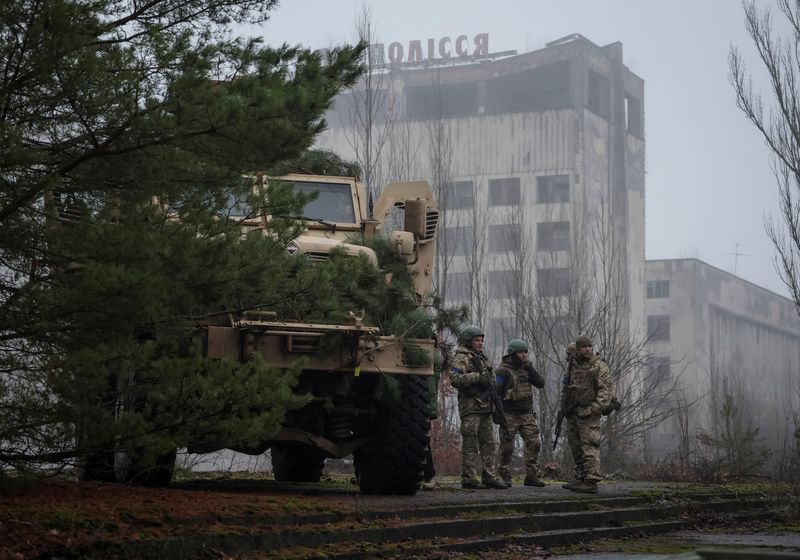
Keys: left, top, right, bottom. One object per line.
{"left": 523, "top": 361, "right": 545, "bottom": 389}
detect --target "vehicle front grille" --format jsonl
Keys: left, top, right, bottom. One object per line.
{"left": 304, "top": 251, "right": 329, "bottom": 262}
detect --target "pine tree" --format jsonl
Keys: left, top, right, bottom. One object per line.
{"left": 0, "top": 0, "right": 364, "bottom": 478}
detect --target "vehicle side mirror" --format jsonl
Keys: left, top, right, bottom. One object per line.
{"left": 390, "top": 230, "right": 415, "bottom": 256}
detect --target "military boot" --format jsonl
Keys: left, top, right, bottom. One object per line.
{"left": 523, "top": 476, "right": 546, "bottom": 487}
{"left": 462, "top": 479, "right": 487, "bottom": 490}
{"left": 482, "top": 477, "right": 510, "bottom": 489}
{"left": 569, "top": 481, "right": 598, "bottom": 494}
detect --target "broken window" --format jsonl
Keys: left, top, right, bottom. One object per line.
{"left": 536, "top": 175, "right": 570, "bottom": 203}
{"left": 537, "top": 221, "right": 570, "bottom": 252}
{"left": 488, "top": 177, "right": 520, "bottom": 206}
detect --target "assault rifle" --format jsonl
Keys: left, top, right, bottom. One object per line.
{"left": 553, "top": 400, "right": 573, "bottom": 450}
{"left": 472, "top": 355, "right": 507, "bottom": 428}
{"left": 553, "top": 358, "right": 573, "bottom": 450}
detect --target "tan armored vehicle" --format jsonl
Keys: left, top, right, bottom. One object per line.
{"left": 195, "top": 174, "right": 440, "bottom": 494}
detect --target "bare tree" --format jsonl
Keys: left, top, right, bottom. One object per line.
{"left": 423, "top": 74, "right": 457, "bottom": 305}
{"left": 385, "top": 112, "right": 420, "bottom": 184}
{"left": 346, "top": 2, "right": 396, "bottom": 206}
{"left": 465, "top": 174, "right": 491, "bottom": 328}
{"left": 501, "top": 198, "right": 687, "bottom": 472}
{"left": 730, "top": 0, "right": 800, "bottom": 316}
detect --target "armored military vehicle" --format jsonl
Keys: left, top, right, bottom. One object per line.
{"left": 195, "top": 174, "right": 440, "bottom": 494}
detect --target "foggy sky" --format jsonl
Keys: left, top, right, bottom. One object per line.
{"left": 249, "top": 0, "right": 788, "bottom": 297}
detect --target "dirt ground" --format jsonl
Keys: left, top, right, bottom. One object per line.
{"left": 2, "top": 474, "right": 796, "bottom": 560}
{"left": 0, "top": 475, "right": 361, "bottom": 560}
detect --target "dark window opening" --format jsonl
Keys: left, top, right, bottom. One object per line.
{"left": 537, "top": 221, "right": 570, "bottom": 252}
{"left": 647, "top": 315, "right": 671, "bottom": 342}
{"left": 587, "top": 70, "right": 610, "bottom": 118}
{"left": 489, "top": 177, "right": 521, "bottom": 206}
{"left": 444, "top": 180, "right": 474, "bottom": 210}
{"left": 646, "top": 280, "right": 670, "bottom": 299}
{"left": 538, "top": 267, "right": 571, "bottom": 297}
{"left": 537, "top": 175, "right": 570, "bottom": 203}
{"left": 486, "top": 61, "right": 571, "bottom": 114}
{"left": 442, "top": 226, "right": 474, "bottom": 256}
{"left": 625, "top": 95, "right": 643, "bottom": 137}
{"left": 489, "top": 223, "right": 521, "bottom": 253}
{"left": 405, "top": 81, "right": 480, "bottom": 120}
{"left": 489, "top": 269, "right": 516, "bottom": 299}
{"left": 445, "top": 271, "right": 471, "bottom": 302}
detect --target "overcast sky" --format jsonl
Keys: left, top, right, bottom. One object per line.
{"left": 252, "top": 0, "right": 787, "bottom": 296}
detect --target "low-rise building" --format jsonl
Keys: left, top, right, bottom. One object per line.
{"left": 644, "top": 258, "right": 800, "bottom": 465}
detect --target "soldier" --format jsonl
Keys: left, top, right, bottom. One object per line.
{"left": 449, "top": 325, "right": 508, "bottom": 490}
{"left": 561, "top": 335, "right": 611, "bottom": 494}
{"left": 495, "top": 339, "right": 546, "bottom": 487}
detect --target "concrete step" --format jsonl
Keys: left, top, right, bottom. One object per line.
{"left": 266, "top": 498, "right": 775, "bottom": 559}
{"left": 74, "top": 490, "right": 782, "bottom": 559}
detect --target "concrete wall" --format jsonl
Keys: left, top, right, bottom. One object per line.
{"left": 645, "top": 258, "right": 800, "bottom": 461}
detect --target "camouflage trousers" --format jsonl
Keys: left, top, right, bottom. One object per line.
{"left": 566, "top": 413, "right": 602, "bottom": 483}
{"left": 497, "top": 412, "right": 541, "bottom": 482}
{"left": 460, "top": 412, "right": 498, "bottom": 483}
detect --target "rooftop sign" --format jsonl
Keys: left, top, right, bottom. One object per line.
{"left": 369, "top": 33, "right": 489, "bottom": 67}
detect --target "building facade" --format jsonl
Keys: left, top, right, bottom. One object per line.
{"left": 644, "top": 258, "right": 800, "bottom": 463}
{"left": 317, "top": 33, "right": 647, "bottom": 362}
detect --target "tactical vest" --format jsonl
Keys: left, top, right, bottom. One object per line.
{"left": 505, "top": 364, "right": 533, "bottom": 402}
{"left": 567, "top": 356, "right": 601, "bottom": 408}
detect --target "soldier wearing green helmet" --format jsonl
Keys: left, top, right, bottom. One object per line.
{"left": 449, "top": 324, "right": 508, "bottom": 490}
{"left": 494, "top": 339, "right": 546, "bottom": 487}
{"left": 560, "top": 334, "right": 611, "bottom": 494}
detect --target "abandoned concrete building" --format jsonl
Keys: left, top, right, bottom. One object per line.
{"left": 315, "top": 32, "right": 800, "bottom": 466}
{"left": 644, "top": 258, "right": 800, "bottom": 463}
{"left": 317, "top": 33, "right": 646, "bottom": 360}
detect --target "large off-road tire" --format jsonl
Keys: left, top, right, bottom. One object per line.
{"left": 271, "top": 443, "right": 326, "bottom": 482}
{"left": 79, "top": 450, "right": 118, "bottom": 483}
{"left": 118, "top": 448, "right": 177, "bottom": 487}
{"left": 354, "top": 375, "right": 431, "bottom": 495}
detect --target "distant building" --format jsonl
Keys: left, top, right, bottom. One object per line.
{"left": 644, "top": 258, "right": 800, "bottom": 462}
{"left": 317, "top": 33, "right": 646, "bottom": 359}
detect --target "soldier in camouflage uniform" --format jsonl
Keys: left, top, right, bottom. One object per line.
{"left": 449, "top": 325, "right": 508, "bottom": 490}
{"left": 495, "top": 339, "right": 546, "bottom": 487}
{"left": 561, "top": 335, "right": 611, "bottom": 494}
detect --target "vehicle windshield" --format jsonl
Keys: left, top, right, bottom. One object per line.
{"left": 292, "top": 181, "right": 356, "bottom": 224}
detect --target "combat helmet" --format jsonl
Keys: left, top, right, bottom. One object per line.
{"left": 459, "top": 324, "right": 484, "bottom": 346}
{"left": 506, "top": 339, "right": 529, "bottom": 355}
{"left": 575, "top": 335, "right": 593, "bottom": 349}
